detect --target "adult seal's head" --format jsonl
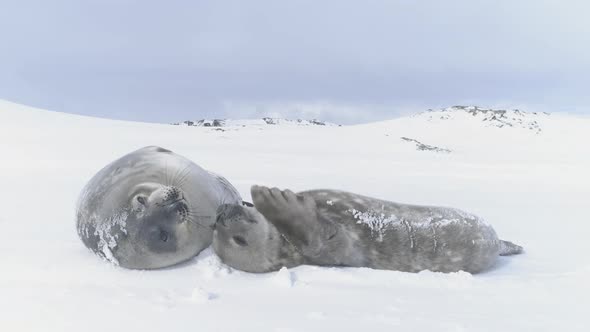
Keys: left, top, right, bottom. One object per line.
{"left": 76, "top": 146, "right": 242, "bottom": 269}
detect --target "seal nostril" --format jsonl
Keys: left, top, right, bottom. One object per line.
{"left": 137, "top": 196, "right": 146, "bottom": 205}
{"left": 223, "top": 205, "right": 243, "bottom": 219}
{"left": 216, "top": 214, "right": 227, "bottom": 227}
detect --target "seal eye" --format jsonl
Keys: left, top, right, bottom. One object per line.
{"left": 159, "top": 230, "right": 169, "bottom": 242}
{"left": 232, "top": 236, "right": 248, "bottom": 246}
{"left": 137, "top": 196, "right": 147, "bottom": 205}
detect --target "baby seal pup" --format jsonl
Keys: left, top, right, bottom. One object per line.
{"left": 76, "top": 146, "right": 242, "bottom": 269}
{"left": 213, "top": 185, "right": 523, "bottom": 273}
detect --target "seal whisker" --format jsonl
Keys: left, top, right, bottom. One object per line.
{"left": 186, "top": 213, "right": 214, "bottom": 219}
{"left": 174, "top": 165, "right": 193, "bottom": 188}
{"left": 170, "top": 162, "right": 188, "bottom": 188}
{"left": 165, "top": 160, "right": 170, "bottom": 187}
{"left": 186, "top": 216, "right": 213, "bottom": 230}
{"left": 185, "top": 209, "right": 212, "bottom": 216}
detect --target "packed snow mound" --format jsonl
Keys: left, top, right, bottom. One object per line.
{"left": 415, "top": 105, "right": 548, "bottom": 134}
{"left": 173, "top": 117, "right": 339, "bottom": 128}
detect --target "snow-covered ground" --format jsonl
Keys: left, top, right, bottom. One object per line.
{"left": 1, "top": 100, "right": 588, "bottom": 331}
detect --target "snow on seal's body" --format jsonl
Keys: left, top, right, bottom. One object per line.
{"left": 213, "top": 186, "right": 523, "bottom": 273}
{"left": 76, "top": 146, "right": 241, "bottom": 269}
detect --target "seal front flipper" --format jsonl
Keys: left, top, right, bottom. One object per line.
{"left": 251, "top": 185, "right": 327, "bottom": 254}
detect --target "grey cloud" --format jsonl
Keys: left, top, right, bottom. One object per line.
{"left": 0, "top": 0, "right": 588, "bottom": 124}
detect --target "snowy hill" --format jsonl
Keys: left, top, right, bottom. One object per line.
{"left": 1, "top": 99, "right": 589, "bottom": 331}
{"left": 415, "top": 105, "right": 548, "bottom": 134}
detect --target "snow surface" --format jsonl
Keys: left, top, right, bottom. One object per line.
{"left": 1, "top": 99, "right": 589, "bottom": 331}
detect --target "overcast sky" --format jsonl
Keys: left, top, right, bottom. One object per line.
{"left": 1, "top": 0, "right": 589, "bottom": 124}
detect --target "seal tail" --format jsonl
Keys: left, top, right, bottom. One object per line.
{"left": 499, "top": 240, "right": 524, "bottom": 256}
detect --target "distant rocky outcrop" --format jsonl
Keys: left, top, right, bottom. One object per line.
{"left": 416, "top": 105, "right": 548, "bottom": 134}
{"left": 262, "top": 117, "right": 330, "bottom": 126}
{"left": 400, "top": 137, "right": 451, "bottom": 153}
{"left": 172, "top": 119, "right": 227, "bottom": 127}
{"left": 172, "top": 118, "right": 339, "bottom": 127}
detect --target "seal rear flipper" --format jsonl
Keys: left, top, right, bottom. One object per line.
{"left": 499, "top": 240, "right": 524, "bottom": 256}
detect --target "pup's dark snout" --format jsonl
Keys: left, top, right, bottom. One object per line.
{"left": 216, "top": 204, "right": 243, "bottom": 227}
{"left": 216, "top": 210, "right": 227, "bottom": 227}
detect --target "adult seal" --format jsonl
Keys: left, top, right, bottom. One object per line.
{"left": 213, "top": 185, "right": 523, "bottom": 273}
{"left": 76, "top": 146, "right": 242, "bottom": 269}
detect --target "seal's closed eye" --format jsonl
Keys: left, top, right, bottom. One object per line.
{"left": 159, "top": 230, "right": 169, "bottom": 242}
{"left": 232, "top": 236, "right": 248, "bottom": 246}
{"left": 242, "top": 201, "right": 254, "bottom": 207}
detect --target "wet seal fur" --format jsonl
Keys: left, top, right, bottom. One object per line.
{"left": 213, "top": 186, "right": 523, "bottom": 273}
{"left": 76, "top": 146, "right": 241, "bottom": 269}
